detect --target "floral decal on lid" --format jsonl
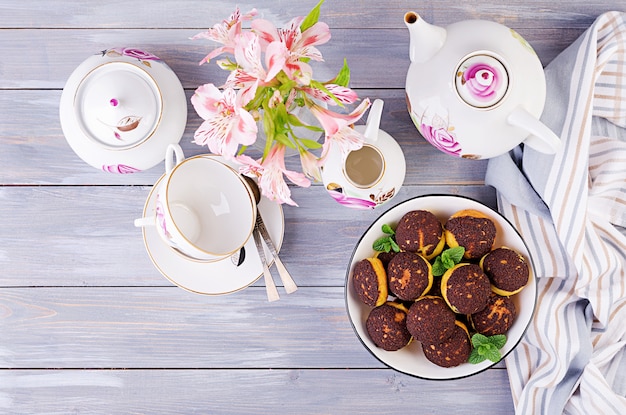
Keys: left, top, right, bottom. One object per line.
{"left": 455, "top": 54, "right": 508, "bottom": 109}
{"left": 458, "top": 62, "right": 502, "bottom": 103}
{"left": 101, "top": 48, "right": 161, "bottom": 67}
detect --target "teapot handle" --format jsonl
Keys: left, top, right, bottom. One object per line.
{"left": 507, "top": 106, "right": 560, "bottom": 154}
{"left": 364, "top": 99, "right": 384, "bottom": 142}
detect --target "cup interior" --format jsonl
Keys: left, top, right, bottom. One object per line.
{"left": 165, "top": 156, "right": 255, "bottom": 256}
{"left": 344, "top": 144, "right": 385, "bottom": 188}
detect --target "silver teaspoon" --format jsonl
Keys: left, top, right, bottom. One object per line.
{"left": 243, "top": 176, "right": 297, "bottom": 294}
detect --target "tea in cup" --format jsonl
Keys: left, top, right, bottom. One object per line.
{"left": 343, "top": 144, "right": 385, "bottom": 188}
{"left": 135, "top": 144, "right": 257, "bottom": 261}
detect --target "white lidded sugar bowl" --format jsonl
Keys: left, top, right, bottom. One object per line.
{"left": 60, "top": 47, "right": 187, "bottom": 173}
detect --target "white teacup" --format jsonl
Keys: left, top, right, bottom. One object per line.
{"left": 135, "top": 144, "right": 257, "bottom": 261}
{"left": 321, "top": 99, "right": 406, "bottom": 209}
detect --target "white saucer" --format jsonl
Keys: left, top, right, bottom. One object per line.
{"left": 60, "top": 48, "right": 187, "bottom": 173}
{"left": 141, "top": 174, "right": 284, "bottom": 295}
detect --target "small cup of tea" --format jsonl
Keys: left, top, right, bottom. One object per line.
{"left": 135, "top": 144, "right": 257, "bottom": 261}
{"left": 321, "top": 99, "right": 406, "bottom": 209}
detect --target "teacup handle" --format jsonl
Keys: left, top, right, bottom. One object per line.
{"left": 165, "top": 143, "right": 185, "bottom": 174}
{"left": 507, "top": 106, "right": 560, "bottom": 154}
{"left": 363, "top": 99, "right": 384, "bottom": 142}
{"left": 134, "top": 216, "right": 155, "bottom": 227}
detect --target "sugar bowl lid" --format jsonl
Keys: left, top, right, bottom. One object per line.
{"left": 60, "top": 48, "right": 187, "bottom": 173}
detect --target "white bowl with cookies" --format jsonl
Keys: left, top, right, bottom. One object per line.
{"left": 345, "top": 194, "right": 537, "bottom": 380}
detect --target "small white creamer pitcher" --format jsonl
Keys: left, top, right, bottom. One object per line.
{"left": 321, "top": 99, "right": 406, "bottom": 209}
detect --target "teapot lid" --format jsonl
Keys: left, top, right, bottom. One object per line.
{"left": 75, "top": 62, "right": 162, "bottom": 149}
{"left": 455, "top": 53, "right": 509, "bottom": 109}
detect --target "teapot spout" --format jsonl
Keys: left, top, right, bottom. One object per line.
{"left": 404, "top": 11, "right": 446, "bottom": 63}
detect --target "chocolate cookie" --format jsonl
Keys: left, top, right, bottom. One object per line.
{"left": 422, "top": 320, "right": 471, "bottom": 368}
{"left": 444, "top": 209, "right": 497, "bottom": 260}
{"left": 387, "top": 251, "right": 433, "bottom": 301}
{"left": 407, "top": 296, "right": 456, "bottom": 344}
{"left": 395, "top": 210, "right": 445, "bottom": 260}
{"left": 480, "top": 247, "right": 530, "bottom": 295}
{"left": 470, "top": 292, "right": 517, "bottom": 336}
{"left": 352, "top": 257, "right": 388, "bottom": 307}
{"left": 366, "top": 302, "right": 412, "bottom": 351}
{"left": 441, "top": 263, "right": 491, "bottom": 314}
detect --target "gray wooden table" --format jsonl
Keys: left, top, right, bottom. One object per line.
{"left": 0, "top": 1, "right": 621, "bottom": 413}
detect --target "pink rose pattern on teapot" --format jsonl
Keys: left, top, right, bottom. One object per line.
{"left": 419, "top": 121, "right": 462, "bottom": 157}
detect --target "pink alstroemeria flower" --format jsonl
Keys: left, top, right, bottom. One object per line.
{"left": 237, "top": 145, "right": 310, "bottom": 206}
{"left": 251, "top": 16, "right": 331, "bottom": 83}
{"left": 191, "top": 83, "right": 257, "bottom": 159}
{"left": 224, "top": 32, "right": 287, "bottom": 105}
{"left": 302, "top": 84, "right": 358, "bottom": 106}
{"left": 299, "top": 149, "right": 322, "bottom": 182}
{"left": 192, "top": 7, "right": 258, "bottom": 65}
{"left": 310, "top": 98, "right": 371, "bottom": 160}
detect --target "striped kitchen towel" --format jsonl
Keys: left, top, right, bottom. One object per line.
{"left": 485, "top": 11, "right": 626, "bottom": 415}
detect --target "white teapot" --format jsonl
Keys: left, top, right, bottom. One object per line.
{"left": 404, "top": 12, "right": 560, "bottom": 159}
{"left": 321, "top": 99, "right": 405, "bottom": 209}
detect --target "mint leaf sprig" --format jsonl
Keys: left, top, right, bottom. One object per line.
{"left": 372, "top": 224, "right": 400, "bottom": 253}
{"left": 431, "top": 246, "right": 465, "bottom": 276}
{"left": 468, "top": 333, "right": 507, "bottom": 364}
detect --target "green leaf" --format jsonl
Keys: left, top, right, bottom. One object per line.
{"left": 468, "top": 348, "right": 486, "bottom": 364}
{"left": 441, "top": 253, "right": 456, "bottom": 269}
{"left": 390, "top": 240, "right": 400, "bottom": 253}
{"left": 274, "top": 132, "right": 296, "bottom": 149}
{"left": 298, "top": 138, "right": 323, "bottom": 150}
{"left": 431, "top": 257, "right": 446, "bottom": 277}
{"left": 447, "top": 246, "right": 465, "bottom": 263}
{"left": 488, "top": 334, "right": 507, "bottom": 349}
{"left": 484, "top": 346, "right": 502, "bottom": 363}
{"left": 372, "top": 223, "right": 399, "bottom": 253}
{"left": 431, "top": 246, "right": 466, "bottom": 277}
{"left": 373, "top": 237, "right": 391, "bottom": 253}
{"left": 468, "top": 333, "right": 505, "bottom": 364}
{"left": 329, "top": 59, "right": 351, "bottom": 87}
{"left": 286, "top": 111, "right": 307, "bottom": 127}
{"left": 381, "top": 224, "right": 395, "bottom": 235}
{"left": 262, "top": 110, "right": 276, "bottom": 156}
{"left": 471, "top": 333, "right": 489, "bottom": 348}
{"left": 300, "top": 0, "right": 324, "bottom": 32}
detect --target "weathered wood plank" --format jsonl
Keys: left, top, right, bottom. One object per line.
{"left": 0, "top": 286, "right": 505, "bottom": 369}
{"left": 0, "top": 368, "right": 514, "bottom": 414}
{"left": 0, "top": 287, "right": 374, "bottom": 368}
{"left": 0, "top": 26, "right": 590, "bottom": 89}
{"left": 0, "top": 185, "right": 496, "bottom": 287}
{"left": 0, "top": 89, "right": 490, "bottom": 186}
{"left": 1, "top": 28, "right": 407, "bottom": 89}
{"left": 0, "top": 0, "right": 615, "bottom": 30}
